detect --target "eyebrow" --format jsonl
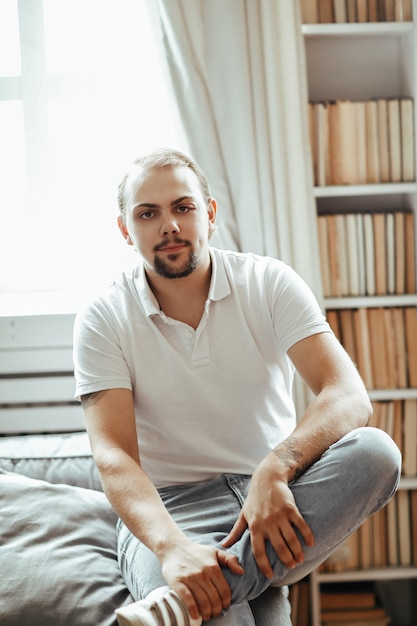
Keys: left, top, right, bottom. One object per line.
{"left": 133, "top": 196, "right": 196, "bottom": 210}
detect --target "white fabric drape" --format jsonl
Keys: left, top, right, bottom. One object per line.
{"left": 147, "top": 0, "right": 322, "bottom": 411}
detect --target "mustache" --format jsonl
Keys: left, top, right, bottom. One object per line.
{"left": 154, "top": 237, "right": 191, "bottom": 252}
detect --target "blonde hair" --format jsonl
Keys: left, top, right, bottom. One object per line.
{"left": 118, "top": 148, "right": 212, "bottom": 224}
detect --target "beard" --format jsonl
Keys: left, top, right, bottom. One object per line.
{"left": 153, "top": 246, "right": 199, "bottom": 279}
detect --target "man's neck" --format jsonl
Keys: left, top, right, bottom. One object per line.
{"left": 146, "top": 259, "right": 212, "bottom": 330}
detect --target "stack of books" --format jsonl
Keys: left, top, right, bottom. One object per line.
{"left": 318, "top": 210, "right": 416, "bottom": 297}
{"left": 302, "top": 0, "right": 413, "bottom": 24}
{"left": 319, "top": 583, "right": 390, "bottom": 626}
{"left": 308, "top": 98, "right": 414, "bottom": 187}
{"left": 327, "top": 306, "right": 417, "bottom": 389}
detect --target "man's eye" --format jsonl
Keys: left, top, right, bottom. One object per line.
{"left": 139, "top": 211, "right": 154, "bottom": 219}
{"left": 177, "top": 205, "right": 190, "bottom": 213}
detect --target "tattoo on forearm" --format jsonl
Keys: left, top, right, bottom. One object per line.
{"left": 273, "top": 438, "right": 309, "bottom": 480}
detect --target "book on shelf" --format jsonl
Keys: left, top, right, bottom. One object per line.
{"left": 327, "top": 214, "right": 343, "bottom": 296}
{"left": 321, "top": 606, "right": 388, "bottom": 622}
{"left": 353, "top": 307, "right": 374, "bottom": 387}
{"left": 309, "top": 98, "right": 415, "bottom": 186}
{"left": 363, "top": 212, "right": 375, "bottom": 296}
{"left": 404, "top": 306, "right": 417, "bottom": 386}
{"left": 337, "top": 214, "right": 350, "bottom": 293}
{"left": 301, "top": 0, "right": 319, "bottom": 24}
{"left": 372, "top": 505, "right": 388, "bottom": 567}
{"left": 343, "top": 213, "right": 363, "bottom": 296}
{"left": 327, "top": 309, "right": 341, "bottom": 340}
{"left": 319, "top": 0, "right": 335, "bottom": 23}
{"left": 382, "top": 308, "right": 397, "bottom": 388}
{"left": 386, "top": 495, "right": 399, "bottom": 566}
{"left": 320, "top": 583, "right": 376, "bottom": 610}
{"left": 385, "top": 0, "right": 396, "bottom": 21}
{"left": 368, "top": 0, "right": 378, "bottom": 21}
{"left": 397, "top": 489, "right": 412, "bottom": 566}
{"left": 356, "top": 0, "right": 367, "bottom": 22}
{"left": 394, "top": 211, "right": 405, "bottom": 294}
{"left": 355, "top": 101, "right": 368, "bottom": 184}
{"left": 317, "top": 213, "right": 332, "bottom": 297}
{"left": 402, "top": 397, "right": 417, "bottom": 477}
{"left": 388, "top": 98, "right": 402, "bottom": 182}
{"left": 367, "top": 307, "right": 390, "bottom": 388}
{"left": 301, "top": 0, "right": 413, "bottom": 22}
{"left": 401, "top": 98, "right": 415, "bottom": 182}
{"left": 339, "top": 308, "right": 357, "bottom": 360}
{"left": 377, "top": 99, "right": 390, "bottom": 182}
{"left": 315, "top": 101, "right": 329, "bottom": 186}
{"left": 372, "top": 212, "right": 386, "bottom": 295}
{"left": 405, "top": 212, "right": 416, "bottom": 293}
{"left": 355, "top": 213, "right": 366, "bottom": 295}
{"left": 391, "top": 399, "right": 403, "bottom": 452}
{"left": 385, "top": 212, "right": 395, "bottom": 294}
{"left": 391, "top": 308, "right": 408, "bottom": 387}
{"left": 333, "top": 0, "right": 347, "bottom": 22}
{"left": 411, "top": 490, "right": 417, "bottom": 564}
{"left": 365, "top": 100, "right": 380, "bottom": 183}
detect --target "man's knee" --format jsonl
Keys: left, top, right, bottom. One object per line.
{"left": 335, "top": 426, "right": 401, "bottom": 510}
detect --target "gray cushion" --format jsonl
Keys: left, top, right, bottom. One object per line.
{"left": 0, "top": 432, "right": 102, "bottom": 490}
{"left": 0, "top": 469, "right": 132, "bottom": 626}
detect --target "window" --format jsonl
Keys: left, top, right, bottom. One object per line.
{"left": 0, "top": 0, "right": 187, "bottom": 312}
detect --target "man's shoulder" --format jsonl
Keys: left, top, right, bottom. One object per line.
{"left": 76, "top": 267, "right": 141, "bottom": 321}
{"left": 211, "top": 247, "right": 288, "bottom": 275}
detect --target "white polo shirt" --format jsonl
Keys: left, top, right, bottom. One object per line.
{"left": 73, "top": 247, "right": 330, "bottom": 487}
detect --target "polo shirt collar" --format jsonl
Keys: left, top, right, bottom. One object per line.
{"left": 208, "top": 247, "right": 231, "bottom": 302}
{"left": 134, "top": 247, "right": 231, "bottom": 317}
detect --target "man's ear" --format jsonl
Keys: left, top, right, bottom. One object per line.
{"left": 117, "top": 215, "right": 133, "bottom": 245}
{"left": 208, "top": 198, "right": 217, "bottom": 228}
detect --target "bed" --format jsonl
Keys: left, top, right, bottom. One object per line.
{"left": 0, "top": 431, "right": 133, "bottom": 626}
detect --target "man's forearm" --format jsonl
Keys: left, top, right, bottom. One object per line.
{"left": 95, "top": 447, "right": 187, "bottom": 558}
{"left": 272, "top": 384, "right": 371, "bottom": 483}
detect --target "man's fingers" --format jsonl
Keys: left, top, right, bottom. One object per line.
{"left": 173, "top": 582, "right": 201, "bottom": 621}
{"left": 215, "top": 549, "right": 244, "bottom": 575}
{"left": 222, "top": 512, "right": 247, "bottom": 547}
{"left": 175, "top": 576, "right": 223, "bottom": 621}
{"left": 250, "top": 512, "right": 315, "bottom": 575}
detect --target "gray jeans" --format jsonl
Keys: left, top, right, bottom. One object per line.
{"left": 117, "top": 427, "right": 401, "bottom": 625}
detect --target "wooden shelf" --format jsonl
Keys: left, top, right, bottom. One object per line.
{"left": 302, "top": 22, "right": 414, "bottom": 37}
{"left": 367, "top": 388, "right": 417, "bottom": 401}
{"left": 314, "top": 182, "right": 417, "bottom": 198}
{"left": 313, "top": 566, "right": 417, "bottom": 583}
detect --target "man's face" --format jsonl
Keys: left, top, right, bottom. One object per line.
{"left": 120, "top": 165, "right": 216, "bottom": 280}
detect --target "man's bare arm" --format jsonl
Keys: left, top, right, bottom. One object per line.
{"left": 223, "top": 331, "right": 371, "bottom": 575}
{"left": 81, "top": 387, "right": 242, "bottom": 621}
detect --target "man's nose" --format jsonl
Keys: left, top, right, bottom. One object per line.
{"left": 160, "top": 218, "right": 180, "bottom": 236}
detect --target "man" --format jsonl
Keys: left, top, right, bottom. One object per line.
{"left": 73, "top": 148, "right": 401, "bottom": 626}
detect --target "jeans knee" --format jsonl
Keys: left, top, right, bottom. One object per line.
{"left": 352, "top": 426, "right": 401, "bottom": 469}
{"left": 341, "top": 426, "right": 401, "bottom": 505}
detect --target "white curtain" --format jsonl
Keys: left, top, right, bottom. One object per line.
{"left": 147, "top": 0, "right": 322, "bottom": 411}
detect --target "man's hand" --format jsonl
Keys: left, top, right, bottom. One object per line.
{"left": 160, "top": 540, "right": 244, "bottom": 622}
{"left": 222, "top": 455, "right": 314, "bottom": 578}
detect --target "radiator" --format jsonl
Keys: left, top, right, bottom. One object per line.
{"left": 0, "top": 314, "right": 85, "bottom": 434}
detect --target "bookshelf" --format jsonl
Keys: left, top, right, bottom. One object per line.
{"left": 300, "top": 2, "right": 417, "bottom": 625}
